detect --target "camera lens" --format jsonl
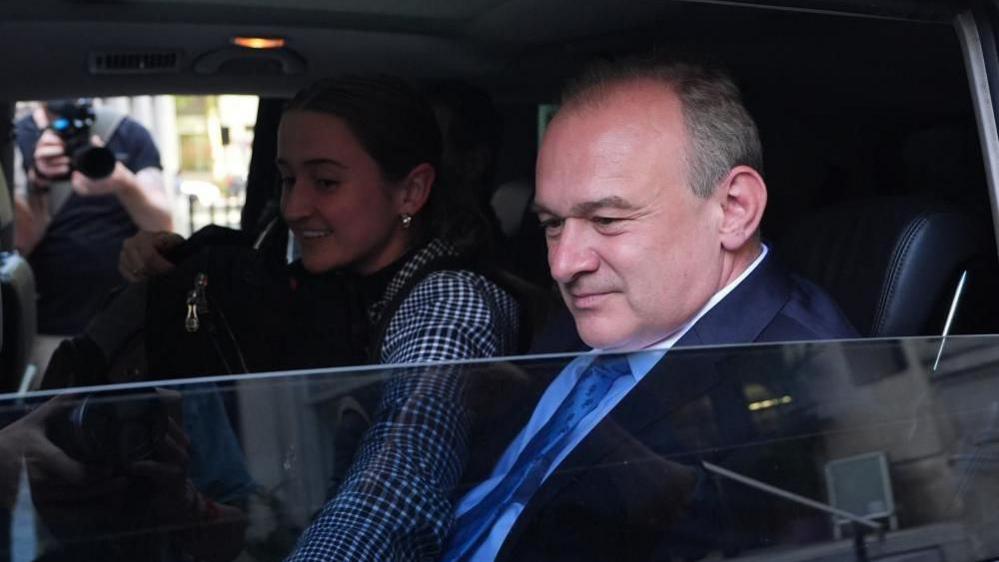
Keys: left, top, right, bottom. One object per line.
{"left": 72, "top": 145, "right": 117, "bottom": 179}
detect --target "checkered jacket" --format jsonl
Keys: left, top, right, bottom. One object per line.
{"left": 286, "top": 239, "right": 520, "bottom": 561}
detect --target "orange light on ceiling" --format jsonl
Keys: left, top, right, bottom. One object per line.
{"left": 232, "top": 36, "right": 286, "bottom": 50}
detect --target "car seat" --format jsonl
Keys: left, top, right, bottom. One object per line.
{"left": 777, "top": 197, "right": 996, "bottom": 337}
{"left": 490, "top": 179, "right": 550, "bottom": 287}
{"left": 0, "top": 162, "right": 37, "bottom": 391}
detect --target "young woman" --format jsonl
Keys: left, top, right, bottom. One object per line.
{"left": 278, "top": 76, "right": 521, "bottom": 561}
{"left": 121, "top": 76, "right": 522, "bottom": 560}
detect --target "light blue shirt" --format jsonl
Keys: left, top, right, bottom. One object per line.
{"left": 450, "top": 245, "right": 769, "bottom": 561}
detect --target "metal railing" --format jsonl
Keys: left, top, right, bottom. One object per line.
{"left": 187, "top": 192, "right": 244, "bottom": 232}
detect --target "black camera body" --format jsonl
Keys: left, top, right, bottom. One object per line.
{"left": 45, "top": 390, "right": 168, "bottom": 472}
{"left": 47, "top": 99, "right": 117, "bottom": 180}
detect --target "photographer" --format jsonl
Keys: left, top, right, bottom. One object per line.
{"left": 13, "top": 99, "right": 172, "bottom": 375}
{"left": 2, "top": 391, "right": 252, "bottom": 562}
{"left": 0, "top": 397, "right": 84, "bottom": 510}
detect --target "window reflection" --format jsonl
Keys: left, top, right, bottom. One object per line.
{"left": 0, "top": 336, "right": 998, "bottom": 561}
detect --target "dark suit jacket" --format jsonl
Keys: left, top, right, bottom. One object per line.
{"left": 492, "top": 254, "right": 858, "bottom": 562}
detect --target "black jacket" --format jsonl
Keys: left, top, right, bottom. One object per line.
{"left": 492, "top": 254, "right": 859, "bottom": 561}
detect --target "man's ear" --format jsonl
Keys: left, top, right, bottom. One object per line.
{"left": 717, "top": 165, "right": 767, "bottom": 251}
{"left": 396, "top": 162, "right": 435, "bottom": 216}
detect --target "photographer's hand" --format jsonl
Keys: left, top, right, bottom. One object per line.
{"left": 16, "top": 396, "right": 90, "bottom": 484}
{"left": 20, "top": 396, "right": 132, "bottom": 519}
{"left": 71, "top": 164, "right": 126, "bottom": 197}
{"left": 71, "top": 135, "right": 173, "bottom": 231}
{"left": 70, "top": 136, "right": 129, "bottom": 197}
{"left": 119, "top": 230, "right": 184, "bottom": 282}
{"left": 23, "top": 396, "right": 128, "bottom": 502}
{"left": 31, "top": 129, "right": 71, "bottom": 186}
{"left": 14, "top": 191, "right": 51, "bottom": 256}
{"left": 0, "top": 396, "right": 89, "bottom": 508}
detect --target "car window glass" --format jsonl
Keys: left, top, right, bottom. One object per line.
{"left": 1, "top": 337, "right": 997, "bottom": 560}
{"left": 13, "top": 95, "right": 258, "bottom": 236}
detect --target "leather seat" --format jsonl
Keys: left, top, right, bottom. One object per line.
{"left": 490, "top": 179, "right": 549, "bottom": 287}
{"left": 778, "top": 197, "right": 993, "bottom": 337}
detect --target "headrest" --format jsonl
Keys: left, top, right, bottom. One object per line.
{"left": 778, "top": 197, "right": 989, "bottom": 337}
{"left": 490, "top": 179, "right": 534, "bottom": 237}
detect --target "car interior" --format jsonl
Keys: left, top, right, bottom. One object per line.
{"left": 0, "top": 163, "right": 36, "bottom": 393}
{"left": 2, "top": 0, "right": 999, "bottom": 560}
{"left": 3, "top": 1, "right": 997, "bottom": 354}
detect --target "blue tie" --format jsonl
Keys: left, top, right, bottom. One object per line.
{"left": 442, "top": 354, "right": 632, "bottom": 561}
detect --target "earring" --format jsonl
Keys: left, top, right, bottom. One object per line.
{"left": 401, "top": 213, "right": 413, "bottom": 229}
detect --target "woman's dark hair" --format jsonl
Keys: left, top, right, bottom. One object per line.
{"left": 425, "top": 80, "right": 503, "bottom": 176}
{"left": 285, "top": 75, "right": 489, "bottom": 253}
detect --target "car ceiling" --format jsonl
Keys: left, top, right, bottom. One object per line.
{"left": 0, "top": 0, "right": 967, "bottom": 102}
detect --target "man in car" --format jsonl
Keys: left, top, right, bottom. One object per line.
{"left": 441, "top": 57, "right": 858, "bottom": 561}
{"left": 13, "top": 98, "right": 172, "bottom": 377}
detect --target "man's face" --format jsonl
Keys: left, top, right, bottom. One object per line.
{"left": 534, "top": 82, "right": 728, "bottom": 350}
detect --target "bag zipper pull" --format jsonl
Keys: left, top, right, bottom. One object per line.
{"left": 186, "top": 296, "right": 200, "bottom": 333}
{"left": 185, "top": 273, "right": 209, "bottom": 333}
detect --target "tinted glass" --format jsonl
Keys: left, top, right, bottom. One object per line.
{"left": 1, "top": 336, "right": 997, "bottom": 560}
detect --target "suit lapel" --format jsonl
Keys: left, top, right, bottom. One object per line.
{"left": 566, "top": 254, "right": 794, "bottom": 467}
{"left": 499, "top": 254, "right": 794, "bottom": 558}
{"left": 680, "top": 252, "right": 793, "bottom": 348}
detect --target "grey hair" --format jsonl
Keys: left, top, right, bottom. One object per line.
{"left": 561, "top": 56, "right": 763, "bottom": 198}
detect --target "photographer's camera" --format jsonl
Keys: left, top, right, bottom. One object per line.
{"left": 45, "top": 390, "right": 168, "bottom": 473}
{"left": 46, "top": 99, "right": 117, "bottom": 180}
